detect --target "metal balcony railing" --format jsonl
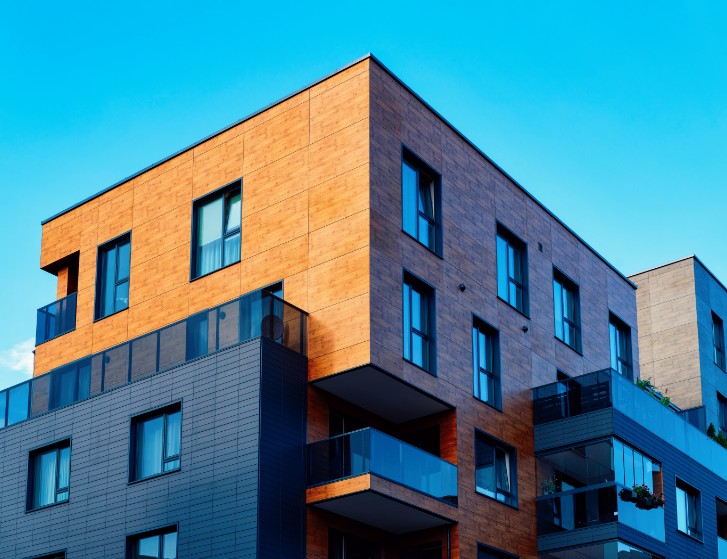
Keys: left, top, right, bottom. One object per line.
{"left": 308, "top": 428, "right": 458, "bottom": 504}
{"left": 36, "top": 292, "right": 77, "bottom": 345}
{"left": 1, "top": 289, "right": 306, "bottom": 431}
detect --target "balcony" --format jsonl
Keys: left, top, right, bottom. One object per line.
{"left": 307, "top": 428, "right": 457, "bottom": 533}
{"left": 537, "top": 483, "right": 665, "bottom": 542}
{"left": 0, "top": 289, "right": 306, "bottom": 430}
{"left": 533, "top": 368, "right": 727, "bottom": 481}
{"left": 35, "top": 292, "right": 77, "bottom": 345}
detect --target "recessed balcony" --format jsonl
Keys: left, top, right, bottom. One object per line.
{"left": 307, "top": 428, "right": 457, "bottom": 533}
{"left": 35, "top": 292, "right": 77, "bottom": 345}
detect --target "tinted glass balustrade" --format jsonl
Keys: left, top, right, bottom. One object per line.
{"left": 536, "top": 484, "right": 665, "bottom": 541}
{"left": 308, "top": 428, "right": 458, "bottom": 504}
{"left": 0, "top": 289, "right": 306, "bottom": 431}
{"left": 36, "top": 292, "right": 77, "bottom": 345}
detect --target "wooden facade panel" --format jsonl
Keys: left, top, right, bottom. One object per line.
{"left": 133, "top": 160, "right": 193, "bottom": 227}
{"left": 239, "top": 235, "right": 309, "bottom": 297}
{"left": 308, "top": 164, "right": 368, "bottom": 233}
{"left": 75, "top": 286, "right": 95, "bottom": 328}
{"left": 77, "top": 249, "right": 97, "bottom": 292}
{"left": 243, "top": 147, "right": 308, "bottom": 217}
{"left": 306, "top": 474, "right": 371, "bottom": 503}
{"left": 242, "top": 190, "right": 309, "bottom": 258}
{"left": 243, "top": 101, "right": 309, "bottom": 174}
{"left": 307, "top": 293, "right": 370, "bottom": 361}
{"left": 40, "top": 214, "right": 81, "bottom": 269}
{"left": 129, "top": 244, "right": 190, "bottom": 306}
{"left": 310, "top": 69, "right": 369, "bottom": 143}
{"left": 308, "top": 117, "right": 369, "bottom": 188}
{"left": 34, "top": 325, "right": 93, "bottom": 376}
{"left": 91, "top": 308, "right": 129, "bottom": 353}
{"left": 127, "top": 283, "right": 190, "bottom": 339}
{"left": 79, "top": 206, "right": 100, "bottom": 255}
{"left": 242, "top": 90, "right": 309, "bottom": 132}
{"left": 187, "top": 261, "right": 242, "bottom": 316}
{"left": 130, "top": 204, "right": 191, "bottom": 269}
{"left": 308, "top": 209, "right": 369, "bottom": 268}
{"left": 134, "top": 150, "right": 193, "bottom": 188}
{"left": 96, "top": 188, "right": 133, "bottom": 245}
{"left": 192, "top": 132, "right": 244, "bottom": 199}
{"left": 308, "top": 341, "right": 370, "bottom": 382}
{"left": 307, "top": 247, "right": 369, "bottom": 314}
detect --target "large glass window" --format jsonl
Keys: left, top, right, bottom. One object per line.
{"left": 402, "top": 149, "right": 441, "bottom": 254}
{"left": 553, "top": 270, "right": 581, "bottom": 352}
{"left": 609, "top": 314, "right": 633, "bottom": 380}
{"left": 475, "top": 430, "right": 517, "bottom": 507}
{"left": 192, "top": 181, "right": 242, "bottom": 279}
{"left": 131, "top": 404, "right": 181, "bottom": 482}
{"left": 713, "top": 312, "right": 726, "bottom": 370}
{"left": 95, "top": 233, "right": 131, "bottom": 319}
{"left": 128, "top": 526, "right": 177, "bottom": 559}
{"left": 676, "top": 479, "right": 702, "bottom": 540}
{"left": 329, "top": 530, "right": 380, "bottom": 559}
{"left": 28, "top": 440, "right": 71, "bottom": 510}
{"left": 496, "top": 224, "right": 528, "bottom": 314}
{"left": 473, "top": 318, "right": 500, "bottom": 409}
{"left": 403, "top": 272, "right": 435, "bottom": 373}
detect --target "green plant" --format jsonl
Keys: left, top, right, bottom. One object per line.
{"left": 636, "top": 377, "right": 670, "bottom": 406}
{"left": 659, "top": 395, "right": 671, "bottom": 407}
{"left": 707, "top": 423, "right": 727, "bottom": 450}
{"left": 542, "top": 479, "right": 557, "bottom": 494}
{"left": 636, "top": 378, "right": 653, "bottom": 390}
{"left": 620, "top": 484, "right": 664, "bottom": 509}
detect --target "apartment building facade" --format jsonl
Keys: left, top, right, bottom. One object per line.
{"left": 0, "top": 55, "right": 724, "bottom": 559}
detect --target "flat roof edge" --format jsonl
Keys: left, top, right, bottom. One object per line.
{"left": 40, "top": 53, "right": 636, "bottom": 288}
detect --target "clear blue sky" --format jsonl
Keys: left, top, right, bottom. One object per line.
{"left": 1, "top": 1, "right": 725, "bottom": 389}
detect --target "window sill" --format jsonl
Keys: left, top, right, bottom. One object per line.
{"left": 403, "top": 357, "right": 437, "bottom": 377}
{"left": 128, "top": 467, "right": 181, "bottom": 486}
{"left": 475, "top": 488, "right": 518, "bottom": 510}
{"left": 496, "top": 296, "right": 530, "bottom": 320}
{"left": 554, "top": 335, "right": 583, "bottom": 356}
{"left": 401, "top": 230, "right": 443, "bottom": 259}
{"left": 94, "top": 306, "right": 128, "bottom": 323}
{"left": 473, "top": 395, "right": 502, "bottom": 413}
{"left": 676, "top": 528, "right": 703, "bottom": 543}
{"left": 26, "top": 499, "right": 69, "bottom": 514}
{"left": 190, "top": 258, "right": 241, "bottom": 283}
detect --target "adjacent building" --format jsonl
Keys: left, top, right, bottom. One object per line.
{"left": 0, "top": 54, "right": 724, "bottom": 559}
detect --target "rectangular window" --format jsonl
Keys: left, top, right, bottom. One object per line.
{"left": 609, "top": 314, "right": 633, "bottom": 380}
{"left": 130, "top": 404, "right": 181, "bottom": 482}
{"left": 475, "top": 430, "right": 517, "bottom": 507}
{"left": 192, "top": 181, "right": 242, "bottom": 279}
{"left": 95, "top": 233, "right": 131, "bottom": 319}
{"left": 473, "top": 318, "right": 501, "bottom": 409}
{"left": 127, "top": 526, "right": 177, "bottom": 559}
{"left": 27, "top": 440, "right": 71, "bottom": 511}
{"left": 553, "top": 269, "right": 581, "bottom": 352}
{"left": 718, "top": 392, "right": 727, "bottom": 434}
{"left": 676, "top": 479, "right": 702, "bottom": 540}
{"left": 496, "top": 224, "right": 528, "bottom": 314}
{"left": 403, "top": 271, "right": 435, "bottom": 374}
{"left": 329, "top": 530, "right": 380, "bottom": 559}
{"left": 713, "top": 312, "right": 725, "bottom": 370}
{"left": 477, "top": 543, "right": 519, "bottom": 559}
{"left": 402, "top": 149, "right": 441, "bottom": 255}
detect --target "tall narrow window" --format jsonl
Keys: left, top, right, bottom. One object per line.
{"left": 676, "top": 479, "right": 702, "bottom": 540}
{"left": 28, "top": 440, "right": 71, "bottom": 510}
{"left": 329, "top": 530, "right": 380, "bottom": 559}
{"left": 402, "top": 149, "right": 441, "bottom": 255}
{"left": 496, "top": 224, "right": 528, "bottom": 314}
{"left": 95, "top": 233, "right": 131, "bottom": 319}
{"left": 718, "top": 392, "right": 727, "bottom": 433}
{"left": 130, "top": 404, "right": 181, "bottom": 482}
{"left": 473, "top": 318, "right": 500, "bottom": 409}
{"left": 403, "top": 272, "right": 435, "bottom": 374}
{"left": 609, "top": 314, "right": 633, "bottom": 380}
{"left": 192, "top": 181, "right": 242, "bottom": 279}
{"left": 127, "top": 526, "right": 177, "bottom": 559}
{"left": 475, "top": 430, "right": 517, "bottom": 507}
{"left": 713, "top": 312, "right": 725, "bottom": 370}
{"left": 553, "top": 269, "right": 581, "bottom": 352}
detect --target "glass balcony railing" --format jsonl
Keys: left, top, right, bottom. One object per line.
{"left": 536, "top": 483, "right": 665, "bottom": 541}
{"left": 35, "top": 292, "right": 77, "bottom": 345}
{"left": 0, "top": 289, "right": 306, "bottom": 431}
{"left": 720, "top": 537, "right": 727, "bottom": 559}
{"left": 533, "top": 368, "right": 727, "bottom": 481}
{"left": 308, "top": 428, "right": 458, "bottom": 505}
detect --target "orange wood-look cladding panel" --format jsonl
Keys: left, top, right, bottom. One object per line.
{"left": 36, "top": 59, "right": 372, "bottom": 376}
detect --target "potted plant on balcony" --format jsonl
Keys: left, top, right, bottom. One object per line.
{"left": 619, "top": 484, "right": 664, "bottom": 510}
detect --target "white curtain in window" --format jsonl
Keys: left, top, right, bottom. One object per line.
{"left": 34, "top": 450, "right": 57, "bottom": 507}
{"left": 139, "top": 416, "right": 164, "bottom": 478}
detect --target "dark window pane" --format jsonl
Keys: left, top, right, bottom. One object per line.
{"left": 165, "top": 411, "right": 181, "bottom": 459}
{"left": 115, "top": 280, "right": 129, "bottom": 313}
{"left": 138, "top": 416, "right": 164, "bottom": 479}
{"left": 117, "top": 240, "right": 131, "bottom": 280}
{"left": 402, "top": 162, "right": 418, "bottom": 237}
{"left": 225, "top": 192, "right": 241, "bottom": 232}
{"left": 34, "top": 450, "right": 57, "bottom": 508}
{"left": 7, "top": 382, "right": 29, "bottom": 425}
{"left": 162, "top": 532, "right": 177, "bottom": 559}
{"left": 137, "top": 534, "right": 160, "bottom": 559}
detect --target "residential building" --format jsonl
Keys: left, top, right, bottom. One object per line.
{"left": 0, "top": 55, "right": 724, "bottom": 559}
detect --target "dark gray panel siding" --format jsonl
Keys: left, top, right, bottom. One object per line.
{"left": 0, "top": 338, "right": 307, "bottom": 559}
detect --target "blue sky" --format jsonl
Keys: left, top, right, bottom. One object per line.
{"left": 1, "top": 1, "right": 725, "bottom": 389}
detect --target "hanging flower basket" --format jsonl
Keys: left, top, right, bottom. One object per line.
{"left": 619, "top": 484, "right": 664, "bottom": 510}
